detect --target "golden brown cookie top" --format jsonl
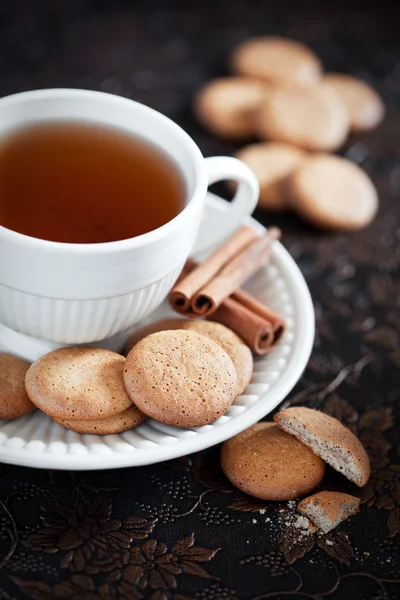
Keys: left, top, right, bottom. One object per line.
{"left": 25, "top": 347, "right": 133, "bottom": 420}
{"left": 0, "top": 353, "right": 36, "bottom": 419}
{"left": 274, "top": 406, "right": 370, "bottom": 486}
{"left": 125, "top": 319, "right": 253, "bottom": 397}
{"left": 257, "top": 83, "right": 349, "bottom": 151}
{"left": 124, "top": 329, "right": 238, "bottom": 427}
{"left": 194, "top": 77, "right": 267, "bottom": 139}
{"left": 231, "top": 37, "right": 322, "bottom": 88}
{"left": 324, "top": 74, "right": 385, "bottom": 131}
{"left": 221, "top": 422, "right": 326, "bottom": 501}
{"left": 180, "top": 320, "right": 252, "bottom": 396}
{"left": 287, "top": 154, "right": 378, "bottom": 231}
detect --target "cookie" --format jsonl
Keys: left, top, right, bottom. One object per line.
{"left": 298, "top": 491, "right": 360, "bottom": 533}
{"left": 231, "top": 37, "right": 322, "bottom": 88}
{"left": 220, "top": 422, "right": 326, "bottom": 501}
{"left": 287, "top": 154, "right": 378, "bottom": 230}
{"left": 182, "top": 320, "right": 253, "bottom": 395}
{"left": 124, "top": 318, "right": 185, "bottom": 354}
{"left": 324, "top": 74, "right": 385, "bottom": 131}
{"left": 25, "top": 347, "right": 133, "bottom": 420}
{"left": 234, "top": 143, "right": 306, "bottom": 210}
{"left": 274, "top": 407, "right": 370, "bottom": 486}
{"left": 257, "top": 83, "right": 349, "bottom": 151}
{"left": 125, "top": 319, "right": 253, "bottom": 396}
{"left": 0, "top": 353, "right": 36, "bottom": 419}
{"left": 55, "top": 404, "right": 145, "bottom": 434}
{"left": 194, "top": 77, "right": 267, "bottom": 139}
{"left": 124, "top": 330, "right": 238, "bottom": 427}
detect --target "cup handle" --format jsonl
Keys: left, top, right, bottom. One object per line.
{"left": 193, "top": 156, "right": 259, "bottom": 255}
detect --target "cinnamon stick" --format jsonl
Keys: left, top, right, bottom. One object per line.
{"left": 170, "top": 259, "right": 198, "bottom": 317}
{"left": 192, "top": 227, "right": 281, "bottom": 317}
{"left": 169, "top": 225, "right": 259, "bottom": 313}
{"left": 231, "top": 288, "right": 286, "bottom": 336}
{"left": 210, "top": 298, "right": 277, "bottom": 355}
{"left": 168, "top": 258, "right": 285, "bottom": 355}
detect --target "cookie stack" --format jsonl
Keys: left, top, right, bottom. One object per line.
{"left": 195, "top": 36, "right": 384, "bottom": 230}
{"left": 0, "top": 353, "right": 36, "bottom": 420}
{"left": 25, "top": 348, "right": 145, "bottom": 434}
{"left": 221, "top": 406, "right": 369, "bottom": 533}
{"left": 7, "top": 319, "right": 253, "bottom": 434}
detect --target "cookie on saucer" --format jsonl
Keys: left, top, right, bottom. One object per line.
{"left": 181, "top": 320, "right": 253, "bottom": 396}
{"left": 55, "top": 404, "right": 145, "bottom": 434}
{"left": 221, "top": 422, "right": 326, "bottom": 500}
{"left": 124, "top": 329, "right": 238, "bottom": 427}
{"left": 124, "top": 318, "right": 186, "bottom": 354}
{"left": 25, "top": 347, "right": 134, "bottom": 420}
{"left": 0, "top": 353, "right": 36, "bottom": 419}
{"left": 125, "top": 318, "right": 253, "bottom": 396}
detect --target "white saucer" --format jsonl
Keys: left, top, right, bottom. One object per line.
{"left": 0, "top": 193, "right": 314, "bottom": 470}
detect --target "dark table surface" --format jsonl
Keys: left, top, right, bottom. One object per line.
{"left": 0, "top": 1, "right": 399, "bottom": 599}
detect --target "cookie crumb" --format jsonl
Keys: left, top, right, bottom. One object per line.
{"left": 293, "top": 515, "right": 311, "bottom": 529}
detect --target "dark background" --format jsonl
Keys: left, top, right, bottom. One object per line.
{"left": 0, "top": 1, "right": 399, "bottom": 599}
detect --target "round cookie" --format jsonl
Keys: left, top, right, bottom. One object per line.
{"left": 125, "top": 319, "right": 253, "bottom": 396}
{"left": 235, "top": 143, "right": 306, "bottom": 210}
{"left": 25, "top": 347, "right": 133, "bottom": 420}
{"left": 194, "top": 77, "right": 267, "bottom": 139}
{"left": 0, "top": 353, "right": 36, "bottom": 419}
{"left": 221, "top": 422, "right": 326, "bottom": 500}
{"left": 181, "top": 320, "right": 253, "bottom": 396}
{"left": 124, "top": 330, "right": 238, "bottom": 427}
{"left": 323, "top": 74, "right": 385, "bottom": 132}
{"left": 287, "top": 154, "right": 378, "bottom": 231}
{"left": 55, "top": 404, "right": 145, "bottom": 435}
{"left": 124, "top": 318, "right": 187, "bottom": 355}
{"left": 257, "top": 83, "right": 349, "bottom": 151}
{"left": 274, "top": 407, "right": 370, "bottom": 487}
{"left": 231, "top": 37, "right": 322, "bottom": 88}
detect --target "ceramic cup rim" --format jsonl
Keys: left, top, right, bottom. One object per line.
{"left": 0, "top": 88, "right": 207, "bottom": 255}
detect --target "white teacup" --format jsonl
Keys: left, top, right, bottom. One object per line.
{"left": 0, "top": 89, "right": 258, "bottom": 347}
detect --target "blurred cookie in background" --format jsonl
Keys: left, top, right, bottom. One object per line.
{"left": 234, "top": 142, "right": 306, "bottom": 210}
{"left": 231, "top": 37, "right": 322, "bottom": 88}
{"left": 0, "top": 353, "right": 36, "bottom": 420}
{"left": 257, "top": 83, "right": 350, "bottom": 151}
{"left": 194, "top": 77, "right": 268, "bottom": 140}
{"left": 286, "top": 154, "right": 378, "bottom": 231}
{"left": 324, "top": 74, "right": 385, "bottom": 132}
